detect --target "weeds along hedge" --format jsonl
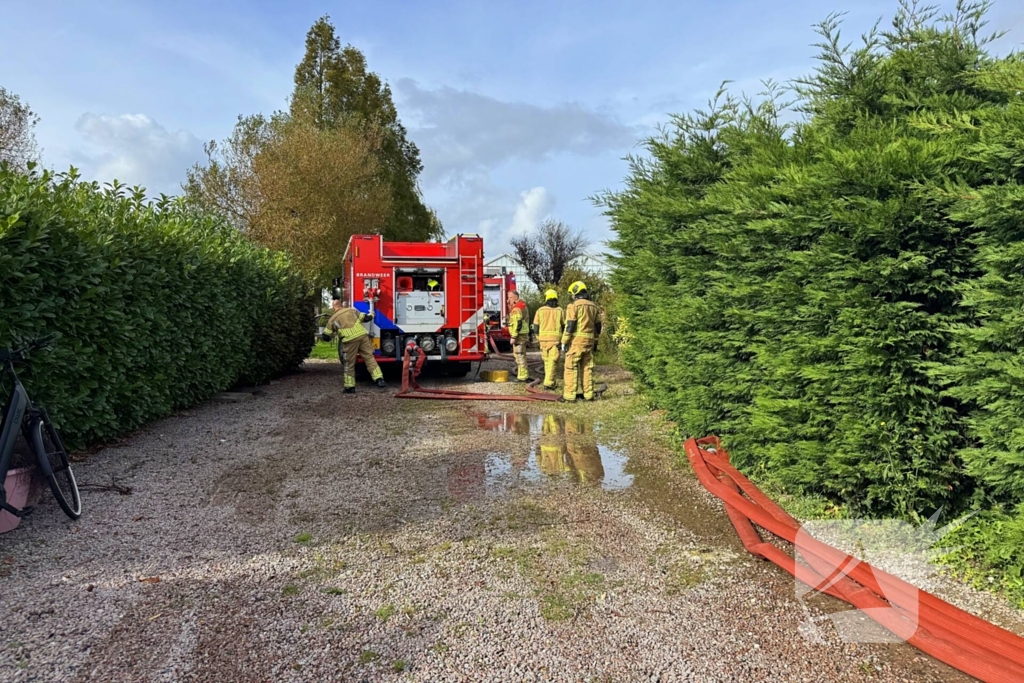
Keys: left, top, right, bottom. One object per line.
{"left": 0, "top": 166, "right": 316, "bottom": 449}
{"left": 600, "top": 3, "right": 1024, "bottom": 530}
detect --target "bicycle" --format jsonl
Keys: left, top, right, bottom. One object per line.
{"left": 0, "top": 334, "right": 82, "bottom": 521}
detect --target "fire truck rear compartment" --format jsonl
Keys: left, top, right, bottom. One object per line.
{"left": 382, "top": 269, "right": 459, "bottom": 358}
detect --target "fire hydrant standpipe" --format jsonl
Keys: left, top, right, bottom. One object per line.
{"left": 687, "top": 436, "right": 1024, "bottom": 683}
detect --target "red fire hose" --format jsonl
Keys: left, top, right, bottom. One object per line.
{"left": 395, "top": 340, "right": 561, "bottom": 401}
{"left": 687, "top": 436, "right": 1024, "bottom": 683}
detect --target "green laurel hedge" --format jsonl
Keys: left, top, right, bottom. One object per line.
{"left": 0, "top": 166, "right": 316, "bottom": 449}
{"left": 599, "top": 5, "right": 1024, "bottom": 599}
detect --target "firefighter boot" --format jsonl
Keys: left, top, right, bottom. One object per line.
{"left": 344, "top": 387, "right": 356, "bottom": 394}
{"left": 376, "top": 378, "right": 387, "bottom": 388}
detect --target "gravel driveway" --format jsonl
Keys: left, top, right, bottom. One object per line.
{"left": 0, "top": 358, "right": 1017, "bottom": 682}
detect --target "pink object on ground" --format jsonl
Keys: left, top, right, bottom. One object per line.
{"left": 1, "top": 467, "right": 44, "bottom": 533}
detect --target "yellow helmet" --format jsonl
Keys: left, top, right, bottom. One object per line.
{"left": 544, "top": 289, "right": 558, "bottom": 301}
{"left": 567, "top": 281, "right": 587, "bottom": 297}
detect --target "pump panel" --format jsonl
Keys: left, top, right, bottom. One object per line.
{"left": 396, "top": 291, "right": 444, "bottom": 331}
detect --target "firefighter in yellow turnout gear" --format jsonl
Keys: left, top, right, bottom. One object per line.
{"left": 560, "top": 281, "right": 604, "bottom": 403}
{"left": 531, "top": 289, "right": 564, "bottom": 390}
{"left": 506, "top": 290, "right": 530, "bottom": 382}
{"left": 536, "top": 414, "right": 572, "bottom": 476}
{"left": 321, "top": 299, "right": 387, "bottom": 393}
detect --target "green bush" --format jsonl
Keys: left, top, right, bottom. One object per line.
{"left": 599, "top": 0, "right": 1024, "bottom": 594}
{"left": 0, "top": 166, "right": 316, "bottom": 449}
{"left": 600, "top": 2, "right": 1020, "bottom": 515}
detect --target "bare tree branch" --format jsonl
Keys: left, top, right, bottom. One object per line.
{"left": 509, "top": 220, "right": 589, "bottom": 286}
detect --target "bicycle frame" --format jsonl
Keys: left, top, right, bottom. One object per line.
{"left": 0, "top": 361, "right": 33, "bottom": 515}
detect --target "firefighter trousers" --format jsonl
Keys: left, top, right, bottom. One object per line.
{"left": 512, "top": 334, "right": 530, "bottom": 380}
{"left": 539, "top": 341, "right": 560, "bottom": 388}
{"left": 562, "top": 338, "right": 595, "bottom": 401}
{"left": 342, "top": 335, "right": 383, "bottom": 388}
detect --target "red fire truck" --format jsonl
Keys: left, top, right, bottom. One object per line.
{"left": 483, "top": 266, "right": 518, "bottom": 352}
{"left": 337, "top": 233, "right": 486, "bottom": 376}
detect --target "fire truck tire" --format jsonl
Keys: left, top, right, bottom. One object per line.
{"left": 445, "top": 362, "right": 471, "bottom": 378}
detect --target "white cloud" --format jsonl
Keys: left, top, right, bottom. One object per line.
{"left": 72, "top": 113, "right": 203, "bottom": 196}
{"left": 397, "top": 79, "right": 638, "bottom": 187}
{"left": 399, "top": 80, "right": 630, "bottom": 255}
{"left": 509, "top": 187, "right": 554, "bottom": 236}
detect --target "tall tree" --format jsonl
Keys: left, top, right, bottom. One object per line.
{"left": 252, "top": 119, "right": 392, "bottom": 283}
{"left": 509, "top": 220, "right": 589, "bottom": 287}
{"left": 0, "top": 87, "right": 40, "bottom": 171}
{"left": 291, "top": 16, "right": 442, "bottom": 241}
{"left": 183, "top": 113, "right": 391, "bottom": 284}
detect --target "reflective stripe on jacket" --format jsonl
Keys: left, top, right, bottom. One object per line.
{"left": 325, "top": 307, "right": 372, "bottom": 341}
{"left": 508, "top": 300, "right": 528, "bottom": 337}
{"left": 533, "top": 305, "right": 565, "bottom": 343}
{"left": 561, "top": 298, "right": 601, "bottom": 345}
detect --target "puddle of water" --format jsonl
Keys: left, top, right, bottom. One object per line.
{"left": 471, "top": 412, "right": 634, "bottom": 494}
{"left": 450, "top": 410, "right": 741, "bottom": 543}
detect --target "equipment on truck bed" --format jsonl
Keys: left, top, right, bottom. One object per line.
{"left": 483, "top": 267, "right": 518, "bottom": 352}
{"left": 337, "top": 234, "right": 487, "bottom": 375}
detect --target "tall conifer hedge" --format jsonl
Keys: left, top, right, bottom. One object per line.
{"left": 601, "top": 1, "right": 1024, "bottom": 590}
{"left": 0, "top": 167, "right": 316, "bottom": 449}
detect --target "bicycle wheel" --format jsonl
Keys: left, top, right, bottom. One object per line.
{"left": 29, "top": 416, "right": 81, "bottom": 519}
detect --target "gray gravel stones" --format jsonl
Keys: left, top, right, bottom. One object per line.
{"left": 0, "top": 359, "right": 1003, "bottom": 681}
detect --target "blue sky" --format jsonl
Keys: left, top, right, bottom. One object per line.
{"left": 2, "top": 0, "right": 1021, "bottom": 258}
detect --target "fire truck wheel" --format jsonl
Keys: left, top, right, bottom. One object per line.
{"left": 445, "top": 362, "right": 471, "bottom": 378}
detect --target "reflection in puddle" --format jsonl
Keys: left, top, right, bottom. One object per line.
{"left": 465, "top": 413, "right": 633, "bottom": 496}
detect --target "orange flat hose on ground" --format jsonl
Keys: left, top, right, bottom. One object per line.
{"left": 686, "top": 436, "right": 1024, "bottom": 683}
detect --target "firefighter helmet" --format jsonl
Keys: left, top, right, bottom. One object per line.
{"left": 544, "top": 289, "right": 558, "bottom": 301}
{"left": 567, "top": 281, "right": 587, "bottom": 297}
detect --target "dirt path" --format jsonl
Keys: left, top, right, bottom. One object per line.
{"left": 0, "top": 358, "right": 1013, "bottom": 682}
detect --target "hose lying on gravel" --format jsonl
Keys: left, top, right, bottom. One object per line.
{"left": 484, "top": 334, "right": 607, "bottom": 400}
{"left": 395, "top": 340, "right": 560, "bottom": 402}
{"left": 686, "top": 435, "right": 1024, "bottom": 683}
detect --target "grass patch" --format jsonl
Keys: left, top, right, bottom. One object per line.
{"left": 665, "top": 561, "right": 707, "bottom": 594}
{"left": 294, "top": 532, "right": 313, "bottom": 545}
{"left": 937, "top": 511, "right": 1024, "bottom": 608}
{"left": 358, "top": 650, "right": 380, "bottom": 664}
{"left": 281, "top": 584, "right": 299, "bottom": 597}
{"left": 489, "top": 497, "right": 557, "bottom": 531}
{"left": 537, "top": 569, "right": 606, "bottom": 621}
{"left": 540, "top": 592, "right": 575, "bottom": 621}
{"left": 309, "top": 340, "right": 338, "bottom": 360}
{"left": 392, "top": 659, "right": 409, "bottom": 672}
{"left": 374, "top": 604, "right": 396, "bottom": 621}
{"left": 322, "top": 587, "right": 347, "bottom": 595}
{"left": 754, "top": 478, "right": 849, "bottom": 521}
